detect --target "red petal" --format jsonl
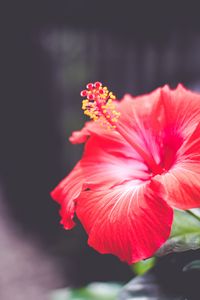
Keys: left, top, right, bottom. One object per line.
{"left": 117, "top": 89, "right": 165, "bottom": 166}
{"left": 76, "top": 180, "right": 173, "bottom": 264}
{"left": 69, "top": 120, "right": 118, "bottom": 145}
{"left": 52, "top": 128, "right": 149, "bottom": 230}
{"left": 159, "top": 124, "right": 200, "bottom": 209}
{"left": 51, "top": 162, "right": 83, "bottom": 229}
{"left": 81, "top": 133, "right": 149, "bottom": 190}
{"left": 117, "top": 85, "right": 200, "bottom": 173}
{"left": 180, "top": 122, "right": 200, "bottom": 157}
{"left": 161, "top": 84, "right": 200, "bottom": 140}
{"left": 158, "top": 162, "right": 200, "bottom": 210}
{"left": 69, "top": 121, "right": 96, "bottom": 144}
{"left": 158, "top": 119, "right": 200, "bottom": 209}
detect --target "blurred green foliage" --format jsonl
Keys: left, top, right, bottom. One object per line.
{"left": 157, "top": 209, "right": 200, "bottom": 256}
{"left": 183, "top": 259, "right": 200, "bottom": 272}
{"left": 132, "top": 257, "right": 156, "bottom": 275}
{"left": 50, "top": 282, "right": 122, "bottom": 300}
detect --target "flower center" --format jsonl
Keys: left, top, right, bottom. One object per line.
{"left": 81, "top": 82, "right": 163, "bottom": 175}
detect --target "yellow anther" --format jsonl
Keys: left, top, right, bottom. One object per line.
{"left": 82, "top": 99, "right": 88, "bottom": 104}
{"left": 111, "top": 118, "right": 117, "bottom": 122}
{"left": 113, "top": 110, "right": 119, "bottom": 115}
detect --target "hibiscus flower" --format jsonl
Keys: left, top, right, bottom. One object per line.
{"left": 51, "top": 82, "right": 200, "bottom": 264}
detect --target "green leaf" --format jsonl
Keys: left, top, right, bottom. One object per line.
{"left": 132, "top": 257, "right": 156, "bottom": 275}
{"left": 183, "top": 260, "right": 200, "bottom": 272}
{"left": 156, "top": 209, "right": 200, "bottom": 257}
{"left": 50, "top": 282, "right": 122, "bottom": 300}
{"left": 117, "top": 272, "right": 184, "bottom": 300}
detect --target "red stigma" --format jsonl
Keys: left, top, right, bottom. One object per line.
{"left": 86, "top": 83, "right": 94, "bottom": 90}
{"left": 99, "top": 88, "right": 104, "bottom": 94}
{"left": 94, "top": 81, "right": 102, "bottom": 89}
{"left": 88, "top": 93, "right": 95, "bottom": 100}
{"left": 80, "top": 90, "right": 87, "bottom": 97}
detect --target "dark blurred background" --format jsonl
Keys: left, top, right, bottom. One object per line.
{"left": 1, "top": 1, "right": 200, "bottom": 299}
